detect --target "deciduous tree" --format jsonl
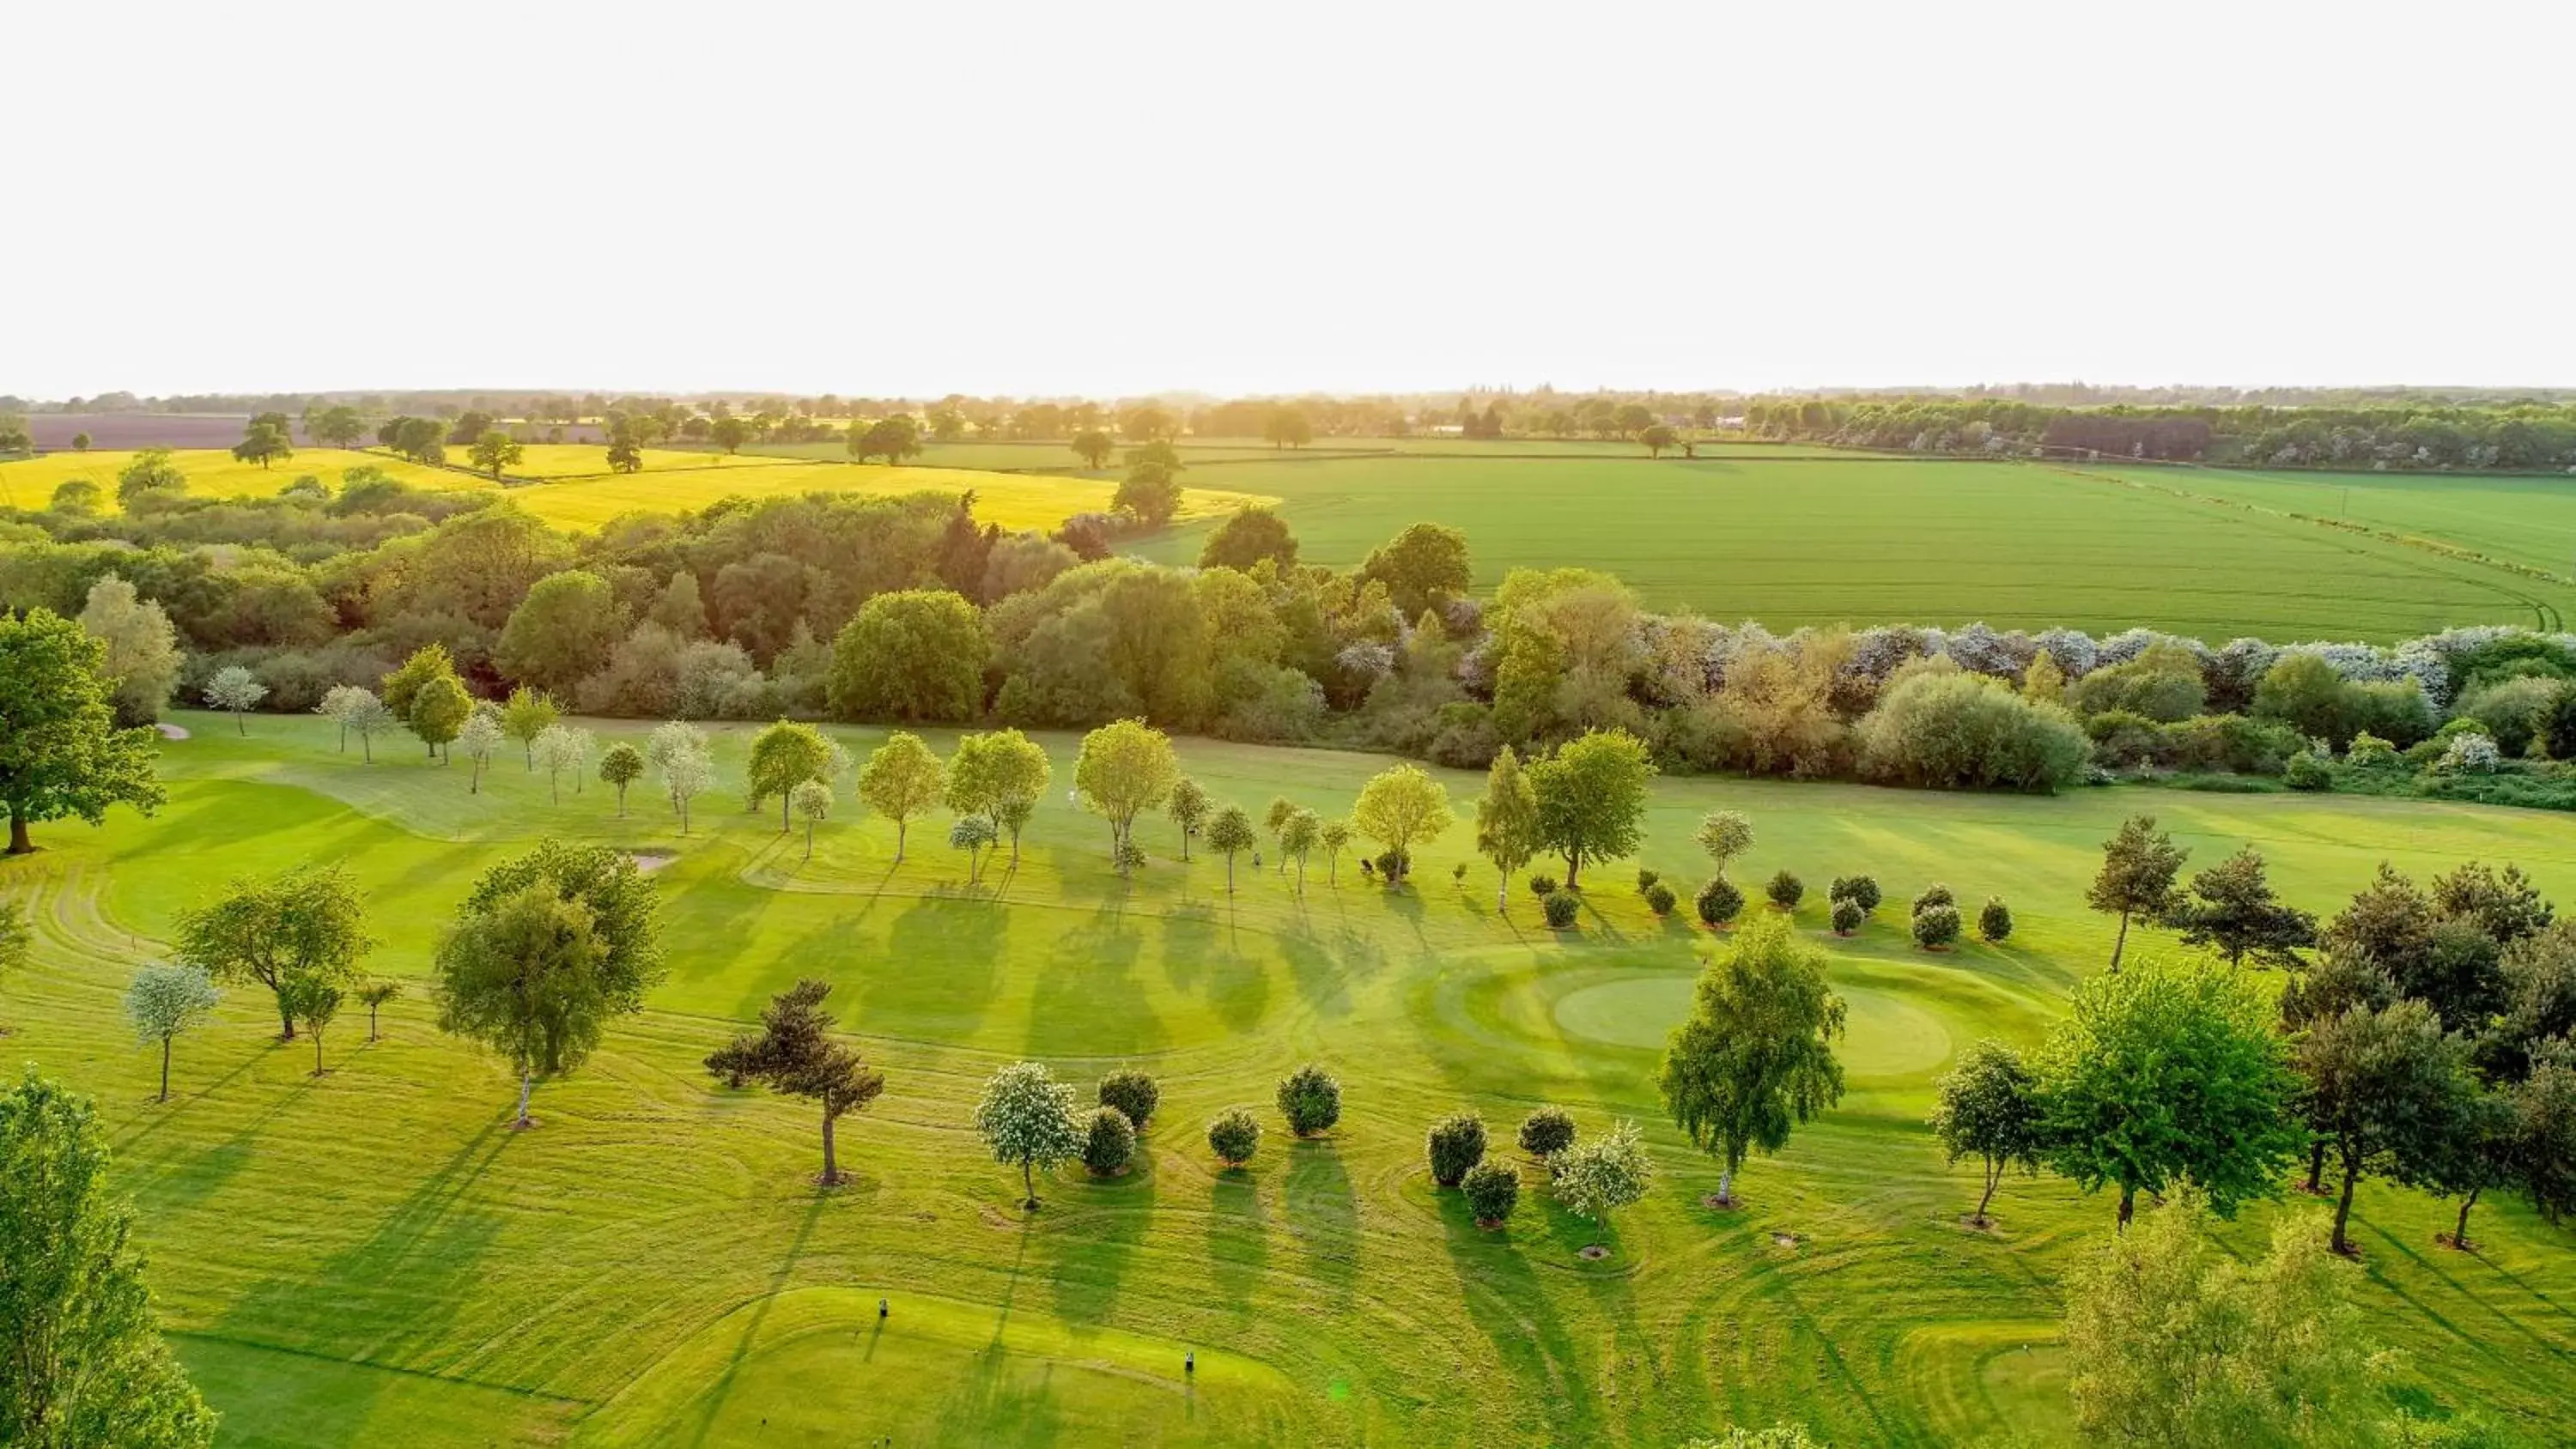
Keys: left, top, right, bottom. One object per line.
{"left": 0, "top": 1069, "right": 218, "bottom": 1449}
{"left": 1352, "top": 763, "right": 1453, "bottom": 881}
{"left": 746, "top": 720, "right": 838, "bottom": 833}
{"left": 1074, "top": 718, "right": 1178, "bottom": 873}
{"left": 1547, "top": 1119, "right": 1651, "bottom": 1249}
{"left": 858, "top": 732, "right": 944, "bottom": 862}
{"left": 202, "top": 665, "right": 266, "bottom": 734}
{"left": 76, "top": 576, "right": 184, "bottom": 726}
{"left": 1473, "top": 745, "right": 1541, "bottom": 911}
{"left": 0, "top": 609, "right": 165, "bottom": 854}
{"left": 173, "top": 864, "right": 371, "bottom": 1040}
{"left": 125, "top": 965, "right": 221, "bottom": 1103}
{"left": 1206, "top": 805, "right": 1256, "bottom": 892}
{"left": 1658, "top": 914, "right": 1845, "bottom": 1205}
{"left": 826, "top": 590, "right": 987, "bottom": 722}
{"left": 498, "top": 571, "right": 625, "bottom": 696}
{"left": 944, "top": 728, "right": 1050, "bottom": 865}
{"left": 598, "top": 742, "right": 646, "bottom": 815}
{"left": 1929, "top": 1039, "right": 2043, "bottom": 1224}
{"left": 499, "top": 687, "right": 561, "bottom": 769}
{"left": 2295, "top": 997, "right": 2478, "bottom": 1254}
{"left": 2087, "top": 815, "right": 2188, "bottom": 970}
{"left": 1529, "top": 728, "right": 1656, "bottom": 889}
{"left": 974, "top": 1061, "right": 1084, "bottom": 1209}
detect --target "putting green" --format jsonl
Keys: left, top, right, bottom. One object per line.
{"left": 1552, "top": 975, "right": 1953, "bottom": 1076}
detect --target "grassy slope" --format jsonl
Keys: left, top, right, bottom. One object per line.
{"left": 1131, "top": 455, "right": 2576, "bottom": 641}
{"left": 3, "top": 712, "right": 2572, "bottom": 1446}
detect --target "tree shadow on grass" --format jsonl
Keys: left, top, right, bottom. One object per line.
{"left": 1030, "top": 906, "right": 1159, "bottom": 1059}
{"left": 1047, "top": 1159, "right": 1157, "bottom": 1326}
{"left": 1433, "top": 1185, "right": 1596, "bottom": 1444}
{"left": 1206, "top": 1170, "right": 1269, "bottom": 1318}
{"left": 827, "top": 894, "right": 1005, "bottom": 1043}
{"left": 679, "top": 1193, "right": 829, "bottom": 1449}
{"left": 1284, "top": 1141, "right": 1357, "bottom": 1307}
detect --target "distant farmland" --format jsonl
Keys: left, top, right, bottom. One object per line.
{"left": 22, "top": 412, "right": 258, "bottom": 450}
{"left": 1134, "top": 452, "right": 2576, "bottom": 641}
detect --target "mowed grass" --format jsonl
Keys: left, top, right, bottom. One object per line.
{"left": 4, "top": 711, "right": 2573, "bottom": 1446}
{"left": 0, "top": 449, "right": 477, "bottom": 511}
{"left": 501, "top": 460, "right": 1275, "bottom": 533}
{"left": 1132, "top": 454, "right": 2576, "bottom": 640}
{"left": 2103, "top": 465, "right": 2576, "bottom": 585}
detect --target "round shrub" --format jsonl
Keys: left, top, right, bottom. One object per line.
{"left": 1828, "top": 875, "right": 1881, "bottom": 914}
{"left": 1696, "top": 875, "right": 1745, "bottom": 926}
{"left": 1207, "top": 1108, "right": 1261, "bottom": 1167}
{"left": 2282, "top": 750, "right": 2334, "bottom": 791}
{"left": 1830, "top": 897, "right": 1865, "bottom": 936}
{"left": 1451, "top": 861, "right": 1468, "bottom": 883}
{"left": 1644, "top": 881, "right": 1678, "bottom": 916}
{"left": 1097, "top": 1068, "right": 1159, "bottom": 1128}
{"left": 1517, "top": 1106, "right": 1577, "bottom": 1157}
{"left": 2345, "top": 731, "right": 2399, "bottom": 768}
{"left": 1766, "top": 870, "right": 1804, "bottom": 909}
{"left": 1978, "top": 895, "right": 2014, "bottom": 943}
{"left": 1426, "top": 1113, "right": 1489, "bottom": 1186}
{"left": 1461, "top": 1160, "right": 1521, "bottom": 1227}
{"left": 1913, "top": 882, "right": 1954, "bottom": 915}
{"left": 1277, "top": 1064, "right": 1342, "bottom": 1137}
{"left": 1082, "top": 1106, "right": 1136, "bottom": 1175}
{"left": 2437, "top": 732, "right": 2503, "bottom": 775}
{"left": 1374, "top": 849, "right": 1406, "bottom": 882}
{"left": 1541, "top": 890, "right": 1580, "bottom": 929}
{"left": 1635, "top": 868, "right": 1661, "bottom": 894}
{"left": 1528, "top": 872, "right": 1558, "bottom": 898}
{"left": 1913, "top": 903, "right": 1963, "bottom": 949}
{"left": 1112, "top": 839, "right": 1147, "bottom": 873}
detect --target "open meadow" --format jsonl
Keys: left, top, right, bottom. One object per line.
{"left": 1135, "top": 454, "right": 2576, "bottom": 641}
{"left": 4, "top": 712, "right": 2572, "bottom": 1446}
{"left": 0, "top": 449, "right": 468, "bottom": 510}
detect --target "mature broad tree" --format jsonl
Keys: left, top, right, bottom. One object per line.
{"left": 468, "top": 428, "right": 523, "bottom": 479}
{"left": 858, "top": 732, "right": 945, "bottom": 863}
{"left": 310, "top": 403, "right": 366, "bottom": 449}
{"left": 1358, "top": 522, "right": 1471, "bottom": 619}
{"left": 1074, "top": 718, "right": 1179, "bottom": 872}
{"left": 746, "top": 720, "right": 838, "bottom": 833}
{"left": 1352, "top": 763, "right": 1454, "bottom": 881}
{"left": 499, "top": 687, "right": 562, "bottom": 769}
{"left": 1547, "top": 1119, "right": 1653, "bottom": 1251}
{"left": 173, "top": 864, "right": 372, "bottom": 1039}
{"left": 125, "top": 965, "right": 222, "bottom": 1103}
{"left": 2295, "top": 997, "right": 2479, "bottom": 1254}
{"left": 705, "top": 979, "right": 885, "bottom": 1185}
{"left": 975, "top": 1061, "right": 1084, "bottom": 1210}
{"left": 1473, "top": 745, "right": 1542, "bottom": 912}
{"left": 0, "top": 1069, "right": 218, "bottom": 1448}
{"left": 2170, "top": 846, "right": 2317, "bottom": 969}
{"left": 2064, "top": 1191, "right": 2387, "bottom": 1446}
{"left": 1638, "top": 423, "right": 1678, "bottom": 457}
{"left": 77, "top": 575, "right": 185, "bottom": 726}
{"left": 1929, "top": 1038, "right": 2044, "bottom": 1225}
{"left": 1164, "top": 775, "right": 1210, "bottom": 860}
{"left": 1206, "top": 805, "right": 1257, "bottom": 893}
{"left": 945, "top": 729, "right": 1050, "bottom": 866}
{"left": 410, "top": 675, "right": 473, "bottom": 764}
{"left": 2087, "top": 815, "right": 2188, "bottom": 970}
{"left": 1070, "top": 428, "right": 1114, "bottom": 469}
{"left": 1659, "top": 914, "right": 1845, "bottom": 1205}
{"left": 2034, "top": 954, "right": 2301, "bottom": 1227}
{"left": 598, "top": 742, "right": 646, "bottom": 815}
{"left": 232, "top": 417, "right": 293, "bottom": 469}
{"left": 825, "top": 589, "right": 988, "bottom": 723}
{"left": 0, "top": 609, "right": 166, "bottom": 854}
{"left": 498, "top": 570, "right": 625, "bottom": 696}
{"left": 434, "top": 841, "right": 665, "bottom": 1127}
{"left": 1198, "top": 506, "right": 1298, "bottom": 572}
{"left": 1529, "top": 728, "right": 1656, "bottom": 889}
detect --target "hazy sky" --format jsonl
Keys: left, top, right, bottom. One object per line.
{"left": 7, "top": 1, "right": 2567, "bottom": 400}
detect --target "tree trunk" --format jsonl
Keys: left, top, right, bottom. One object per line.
{"left": 2304, "top": 1137, "right": 2326, "bottom": 1194}
{"left": 2331, "top": 1159, "right": 2360, "bottom": 1255}
{"left": 276, "top": 993, "right": 296, "bottom": 1040}
{"left": 160, "top": 1037, "right": 172, "bottom": 1102}
{"left": 2110, "top": 910, "right": 2131, "bottom": 971}
{"left": 821, "top": 1106, "right": 840, "bottom": 1185}
{"left": 805, "top": 821, "right": 814, "bottom": 860}
{"left": 1296, "top": 857, "right": 1304, "bottom": 895}
{"left": 1022, "top": 1157, "right": 1036, "bottom": 1209}
{"left": 312, "top": 1030, "right": 325, "bottom": 1075}
{"left": 1564, "top": 848, "right": 1583, "bottom": 890}
{"left": 1498, "top": 875, "right": 1509, "bottom": 912}
{"left": 781, "top": 793, "right": 791, "bottom": 834}
{"left": 616, "top": 783, "right": 628, "bottom": 817}
{"left": 515, "top": 1071, "right": 534, "bottom": 1128}
{"left": 1226, "top": 856, "right": 1235, "bottom": 893}
{"left": 1974, "top": 1164, "right": 1999, "bottom": 1223}
{"left": 894, "top": 819, "right": 905, "bottom": 863}
{"left": 8, "top": 808, "right": 30, "bottom": 856}
{"left": 234, "top": 710, "right": 246, "bottom": 736}
{"left": 1716, "top": 1165, "right": 1734, "bottom": 1204}
{"left": 2450, "top": 1186, "right": 2480, "bottom": 1248}
{"left": 2117, "top": 1185, "right": 2136, "bottom": 1230}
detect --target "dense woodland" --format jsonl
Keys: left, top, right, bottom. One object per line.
{"left": 9, "top": 438, "right": 2576, "bottom": 816}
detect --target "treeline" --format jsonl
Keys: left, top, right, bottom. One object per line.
{"left": 1741, "top": 396, "right": 2576, "bottom": 471}
{"left": 12, "top": 452, "right": 2576, "bottom": 812}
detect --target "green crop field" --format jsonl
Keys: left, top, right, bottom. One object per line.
{"left": 6, "top": 712, "right": 2572, "bottom": 1446}
{"left": 0, "top": 449, "right": 474, "bottom": 510}
{"left": 1133, "top": 454, "right": 2576, "bottom": 640}
{"left": 2099, "top": 464, "right": 2576, "bottom": 583}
